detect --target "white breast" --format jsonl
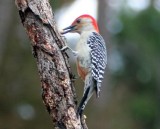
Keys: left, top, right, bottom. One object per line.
{"left": 76, "top": 31, "right": 92, "bottom": 68}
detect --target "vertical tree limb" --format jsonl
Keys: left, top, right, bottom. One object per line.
{"left": 15, "top": 0, "right": 88, "bottom": 129}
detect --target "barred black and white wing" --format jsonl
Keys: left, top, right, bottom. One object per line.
{"left": 87, "top": 32, "right": 107, "bottom": 97}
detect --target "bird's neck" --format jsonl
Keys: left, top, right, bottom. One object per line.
{"left": 80, "top": 30, "right": 97, "bottom": 35}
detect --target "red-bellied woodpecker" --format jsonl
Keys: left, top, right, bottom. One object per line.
{"left": 61, "top": 14, "right": 107, "bottom": 117}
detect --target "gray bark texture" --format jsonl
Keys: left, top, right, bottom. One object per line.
{"left": 15, "top": 0, "right": 88, "bottom": 129}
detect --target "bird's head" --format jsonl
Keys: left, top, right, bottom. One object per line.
{"left": 61, "top": 14, "right": 99, "bottom": 34}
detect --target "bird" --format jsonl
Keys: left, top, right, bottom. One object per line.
{"left": 61, "top": 14, "right": 107, "bottom": 117}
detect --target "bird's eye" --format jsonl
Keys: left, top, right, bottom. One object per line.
{"left": 76, "top": 19, "right": 81, "bottom": 23}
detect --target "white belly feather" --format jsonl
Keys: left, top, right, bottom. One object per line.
{"left": 76, "top": 31, "right": 92, "bottom": 69}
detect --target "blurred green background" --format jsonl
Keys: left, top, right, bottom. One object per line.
{"left": 0, "top": 0, "right": 160, "bottom": 129}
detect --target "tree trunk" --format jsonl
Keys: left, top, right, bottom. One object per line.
{"left": 15, "top": 0, "right": 88, "bottom": 129}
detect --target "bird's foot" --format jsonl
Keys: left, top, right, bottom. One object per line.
{"left": 61, "top": 46, "right": 78, "bottom": 57}
{"left": 61, "top": 46, "right": 68, "bottom": 51}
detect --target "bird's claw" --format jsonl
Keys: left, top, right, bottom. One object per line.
{"left": 61, "top": 46, "right": 68, "bottom": 51}
{"left": 61, "top": 46, "right": 78, "bottom": 57}
{"left": 72, "top": 51, "right": 78, "bottom": 57}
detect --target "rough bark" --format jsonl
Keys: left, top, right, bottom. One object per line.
{"left": 15, "top": 0, "right": 88, "bottom": 129}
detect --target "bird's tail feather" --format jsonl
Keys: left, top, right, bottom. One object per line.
{"left": 77, "top": 73, "right": 102, "bottom": 117}
{"left": 77, "top": 87, "right": 90, "bottom": 117}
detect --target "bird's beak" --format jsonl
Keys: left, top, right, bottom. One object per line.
{"left": 61, "top": 25, "right": 76, "bottom": 34}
